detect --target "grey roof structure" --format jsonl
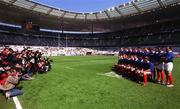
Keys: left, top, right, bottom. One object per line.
{"left": 1, "top": 0, "right": 179, "bottom": 21}
{"left": 0, "top": 0, "right": 179, "bottom": 32}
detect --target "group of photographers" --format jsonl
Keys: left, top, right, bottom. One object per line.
{"left": 0, "top": 47, "right": 52, "bottom": 98}
{"left": 115, "top": 47, "right": 174, "bottom": 87}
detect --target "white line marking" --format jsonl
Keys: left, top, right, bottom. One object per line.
{"left": 13, "top": 96, "right": 23, "bottom": 109}
{"left": 97, "top": 71, "right": 122, "bottom": 79}
{"left": 65, "top": 66, "right": 74, "bottom": 70}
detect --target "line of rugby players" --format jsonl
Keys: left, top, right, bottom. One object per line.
{"left": 114, "top": 47, "right": 174, "bottom": 87}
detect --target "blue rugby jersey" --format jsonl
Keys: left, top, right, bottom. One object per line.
{"left": 165, "top": 51, "right": 174, "bottom": 62}
{"left": 149, "top": 62, "right": 155, "bottom": 73}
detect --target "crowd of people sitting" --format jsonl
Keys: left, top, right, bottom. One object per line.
{"left": 0, "top": 45, "right": 118, "bottom": 56}
{"left": 114, "top": 47, "right": 174, "bottom": 87}
{"left": 0, "top": 46, "right": 52, "bottom": 98}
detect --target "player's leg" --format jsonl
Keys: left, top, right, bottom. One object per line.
{"left": 166, "top": 62, "right": 174, "bottom": 87}
{"left": 157, "top": 68, "right": 161, "bottom": 83}
{"left": 144, "top": 73, "right": 148, "bottom": 86}
{"left": 161, "top": 62, "right": 165, "bottom": 84}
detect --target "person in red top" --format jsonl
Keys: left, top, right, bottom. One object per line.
{"left": 0, "top": 71, "right": 8, "bottom": 86}
{"left": 0, "top": 47, "right": 52, "bottom": 98}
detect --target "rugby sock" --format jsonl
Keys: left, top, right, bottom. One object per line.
{"left": 161, "top": 71, "right": 164, "bottom": 81}
{"left": 144, "top": 74, "right": 147, "bottom": 85}
{"left": 169, "top": 74, "right": 173, "bottom": 85}
{"left": 157, "top": 72, "right": 161, "bottom": 81}
{"left": 166, "top": 73, "right": 170, "bottom": 84}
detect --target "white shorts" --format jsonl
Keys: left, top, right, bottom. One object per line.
{"left": 157, "top": 62, "right": 165, "bottom": 70}
{"left": 165, "top": 62, "right": 173, "bottom": 72}
{"left": 144, "top": 72, "right": 151, "bottom": 74}
{"left": 144, "top": 71, "right": 151, "bottom": 74}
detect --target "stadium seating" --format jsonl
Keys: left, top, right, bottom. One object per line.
{"left": 0, "top": 20, "right": 180, "bottom": 48}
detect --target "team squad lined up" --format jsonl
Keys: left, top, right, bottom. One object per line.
{"left": 114, "top": 47, "right": 174, "bottom": 87}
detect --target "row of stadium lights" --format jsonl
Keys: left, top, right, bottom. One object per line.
{"left": 87, "top": 0, "right": 138, "bottom": 14}
{"left": 52, "top": 0, "right": 142, "bottom": 15}
{"left": 105, "top": 0, "right": 180, "bottom": 12}
{"left": 87, "top": 0, "right": 180, "bottom": 15}
{"left": 29, "top": 0, "right": 179, "bottom": 15}
{"left": 76, "top": 0, "right": 180, "bottom": 15}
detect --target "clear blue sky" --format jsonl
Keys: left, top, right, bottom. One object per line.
{"left": 33, "top": 0, "right": 132, "bottom": 13}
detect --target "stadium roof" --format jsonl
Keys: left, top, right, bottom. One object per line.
{"left": 0, "top": 0, "right": 180, "bottom": 32}
{"left": 32, "top": 0, "right": 131, "bottom": 13}
{"left": 1, "top": 0, "right": 179, "bottom": 20}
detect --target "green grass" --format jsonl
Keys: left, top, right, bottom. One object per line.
{"left": 0, "top": 94, "right": 14, "bottom": 109}
{"left": 2, "top": 56, "right": 180, "bottom": 109}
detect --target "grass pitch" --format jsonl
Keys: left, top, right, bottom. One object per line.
{"left": 1, "top": 56, "right": 180, "bottom": 109}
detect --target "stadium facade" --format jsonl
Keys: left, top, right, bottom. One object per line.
{"left": 0, "top": 0, "right": 179, "bottom": 47}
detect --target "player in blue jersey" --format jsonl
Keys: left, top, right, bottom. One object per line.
{"left": 165, "top": 47, "right": 174, "bottom": 87}
{"left": 115, "top": 47, "right": 175, "bottom": 87}
{"left": 156, "top": 48, "right": 166, "bottom": 84}
{"left": 139, "top": 56, "right": 151, "bottom": 86}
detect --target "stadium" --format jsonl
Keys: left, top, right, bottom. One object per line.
{"left": 0, "top": 0, "right": 180, "bottom": 109}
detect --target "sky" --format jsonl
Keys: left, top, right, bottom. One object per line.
{"left": 33, "top": 0, "right": 132, "bottom": 13}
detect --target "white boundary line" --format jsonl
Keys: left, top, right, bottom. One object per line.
{"left": 97, "top": 71, "right": 122, "bottom": 79}
{"left": 13, "top": 96, "right": 23, "bottom": 109}
{"left": 65, "top": 66, "right": 74, "bottom": 70}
